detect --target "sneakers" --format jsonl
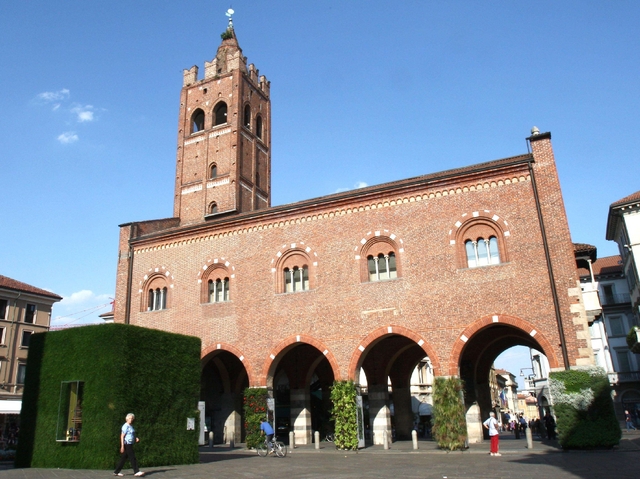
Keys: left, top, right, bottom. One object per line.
{"left": 494, "top": 453, "right": 502, "bottom": 457}
{"left": 113, "top": 474, "right": 123, "bottom": 477}
{"left": 134, "top": 472, "right": 146, "bottom": 477}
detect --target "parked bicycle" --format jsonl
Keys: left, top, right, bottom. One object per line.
{"left": 257, "top": 436, "right": 287, "bottom": 457}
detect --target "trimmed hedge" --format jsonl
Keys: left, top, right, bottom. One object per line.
{"left": 432, "top": 377, "right": 467, "bottom": 450}
{"left": 243, "top": 388, "right": 268, "bottom": 449}
{"left": 330, "top": 380, "right": 359, "bottom": 450}
{"left": 549, "top": 367, "right": 621, "bottom": 449}
{"left": 16, "top": 324, "right": 201, "bottom": 469}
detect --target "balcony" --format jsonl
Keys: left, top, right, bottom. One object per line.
{"left": 601, "top": 293, "right": 631, "bottom": 306}
{"left": 608, "top": 372, "right": 640, "bottom": 384}
{"left": 582, "top": 290, "right": 602, "bottom": 322}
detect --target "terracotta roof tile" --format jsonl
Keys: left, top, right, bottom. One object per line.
{"left": 0, "top": 275, "right": 62, "bottom": 300}
{"left": 611, "top": 190, "right": 640, "bottom": 207}
{"left": 577, "top": 255, "right": 623, "bottom": 278}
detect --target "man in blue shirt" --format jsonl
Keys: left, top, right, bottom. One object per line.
{"left": 260, "top": 418, "right": 275, "bottom": 454}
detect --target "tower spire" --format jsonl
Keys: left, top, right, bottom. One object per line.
{"left": 225, "top": 8, "right": 234, "bottom": 30}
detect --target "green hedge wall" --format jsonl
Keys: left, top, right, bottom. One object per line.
{"left": 330, "top": 380, "right": 359, "bottom": 450}
{"left": 549, "top": 367, "right": 621, "bottom": 449}
{"left": 16, "top": 323, "right": 201, "bottom": 469}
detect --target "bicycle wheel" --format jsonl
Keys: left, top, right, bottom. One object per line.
{"left": 257, "top": 441, "right": 268, "bottom": 457}
{"left": 325, "top": 433, "right": 334, "bottom": 442}
{"left": 274, "top": 441, "right": 287, "bottom": 457}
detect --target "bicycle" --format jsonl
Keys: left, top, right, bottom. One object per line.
{"left": 257, "top": 436, "right": 287, "bottom": 457}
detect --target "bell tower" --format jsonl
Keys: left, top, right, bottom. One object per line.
{"left": 174, "top": 12, "right": 271, "bottom": 225}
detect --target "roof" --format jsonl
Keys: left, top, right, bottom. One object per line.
{"left": 577, "top": 255, "right": 623, "bottom": 279}
{"left": 611, "top": 190, "right": 640, "bottom": 208}
{"left": 0, "top": 275, "right": 62, "bottom": 301}
{"left": 606, "top": 190, "right": 640, "bottom": 240}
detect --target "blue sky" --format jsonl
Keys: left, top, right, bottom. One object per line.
{"left": 1, "top": 1, "right": 638, "bottom": 384}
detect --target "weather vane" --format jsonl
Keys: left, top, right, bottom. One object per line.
{"left": 225, "top": 8, "right": 234, "bottom": 28}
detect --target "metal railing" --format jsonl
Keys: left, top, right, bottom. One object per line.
{"left": 600, "top": 293, "right": 631, "bottom": 306}
{"left": 608, "top": 372, "right": 640, "bottom": 384}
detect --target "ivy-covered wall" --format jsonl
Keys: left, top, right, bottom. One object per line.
{"left": 330, "top": 380, "right": 359, "bottom": 450}
{"left": 432, "top": 377, "right": 467, "bottom": 451}
{"left": 549, "top": 367, "right": 621, "bottom": 449}
{"left": 16, "top": 324, "right": 201, "bottom": 469}
{"left": 243, "top": 388, "right": 268, "bottom": 449}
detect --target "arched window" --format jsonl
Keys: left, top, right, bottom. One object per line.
{"left": 210, "top": 164, "right": 217, "bottom": 179}
{"left": 214, "top": 102, "right": 228, "bottom": 126}
{"left": 208, "top": 278, "right": 229, "bottom": 302}
{"left": 201, "top": 264, "right": 231, "bottom": 303}
{"left": 277, "top": 249, "right": 314, "bottom": 293}
{"left": 456, "top": 217, "right": 506, "bottom": 269}
{"left": 465, "top": 237, "right": 501, "bottom": 267}
{"left": 256, "top": 115, "right": 263, "bottom": 139}
{"left": 243, "top": 104, "right": 251, "bottom": 129}
{"left": 284, "top": 266, "right": 309, "bottom": 292}
{"left": 209, "top": 202, "right": 218, "bottom": 214}
{"left": 360, "top": 237, "right": 401, "bottom": 282}
{"left": 191, "top": 109, "right": 205, "bottom": 133}
{"left": 144, "top": 278, "right": 169, "bottom": 311}
{"left": 367, "top": 252, "right": 397, "bottom": 281}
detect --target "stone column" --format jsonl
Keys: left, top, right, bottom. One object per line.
{"left": 368, "top": 385, "right": 392, "bottom": 445}
{"left": 392, "top": 387, "right": 414, "bottom": 440}
{"left": 466, "top": 403, "right": 484, "bottom": 444}
{"left": 290, "top": 388, "right": 312, "bottom": 444}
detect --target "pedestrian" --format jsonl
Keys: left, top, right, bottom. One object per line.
{"left": 624, "top": 410, "right": 637, "bottom": 431}
{"left": 544, "top": 412, "right": 556, "bottom": 440}
{"left": 483, "top": 411, "right": 501, "bottom": 457}
{"left": 113, "top": 413, "right": 145, "bottom": 477}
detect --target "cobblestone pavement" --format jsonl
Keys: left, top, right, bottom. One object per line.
{"left": 0, "top": 432, "right": 638, "bottom": 479}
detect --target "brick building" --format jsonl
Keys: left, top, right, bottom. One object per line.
{"left": 113, "top": 22, "right": 594, "bottom": 445}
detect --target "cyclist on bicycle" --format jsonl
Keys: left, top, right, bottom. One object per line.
{"left": 260, "top": 418, "right": 275, "bottom": 454}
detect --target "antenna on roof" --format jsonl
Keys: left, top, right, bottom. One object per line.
{"left": 226, "top": 8, "right": 234, "bottom": 28}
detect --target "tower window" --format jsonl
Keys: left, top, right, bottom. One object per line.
{"left": 244, "top": 104, "right": 251, "bottom": 129}
{"left": 256, "top": 115, "right": 263, "bottom": 139}
{"left": 191, "top": 109, "right": 205, "bottom": 133}
{"left": 214, "top": 102, "right": 228, "bottom": 126}
{"left": 210, "top": 164, "right": 217, "bottom": 179}
{"left": 209, "top": 202, "right": 218, "bottom": 214}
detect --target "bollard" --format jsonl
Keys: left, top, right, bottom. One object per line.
{"left": 383, "top": 431, "right": 389, "bottom": 450}
{"left": 289, "top": 431, "right": 295, "bottom": 450}
{"left": 412, "top": 429, "right": 418, "bottom": 450}
{"left": 314, "top": 430, "right": 320, "bottom": 449}
{"left": 208, "top": 431, "right": 214, "bottom": 448}
{"left": 525, "top": 427, "right": 533, "bottom": 449}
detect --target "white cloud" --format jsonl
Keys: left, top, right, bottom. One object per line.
{"left": 57, "top": 131, "right": 79, "bottom": 144}
{"left": 52, "top": 290, "right": 113, "bottom": 327}
{"left": 36, "top": 88, "right": 70, "bottom": 103}
{"left": 71, "top": 104, "right": 95, "bottom": 122}
{"left": 334, "top": 181, "right": 369, "bottom": 194}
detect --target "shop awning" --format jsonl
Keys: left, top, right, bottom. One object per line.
{"left": 0, "top": 400, "right": 22, "bottom": 414}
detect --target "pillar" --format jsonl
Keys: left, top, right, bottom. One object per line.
{"left": 368, "top": 385, "right": 392, "bottom": 445}
{"left": 392, "top": 387, "right": 414, "bottom": 440}
{"left": 466, "top": 403, "right": 484, "bottom": 444}
{"left": 290, "top": 388, "right": 312, "bottom": 444}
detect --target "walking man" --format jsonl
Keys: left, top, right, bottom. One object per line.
{"left": 625, "top": 410, "right": 637, "bottom": 431}
{"left": 114, "top": 413, "right": 145, "bottom": 477}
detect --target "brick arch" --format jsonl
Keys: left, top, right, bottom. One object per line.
{"left": 347, "top": 325, "right": 442, "bottom": 380}
{"left": 201, "top": 342, "right": 255, "bottom": 387}
{"left": 261, "top": 334, "right": 341, "bottom": 386}
{"left": 447, "top": 314, "right": 560, "bottom": 376}
{"left": 448, "top": 210, "right": 511, "bottom": 244}
{"left": 353, "top": 229, "right": 405, "bottom": 260}
{"left": 270, "top": 242, "right": 318, "bottom": 272}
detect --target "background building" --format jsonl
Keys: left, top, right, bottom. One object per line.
{"left": 0, "top": 275, "right": 61, "bottom": 445}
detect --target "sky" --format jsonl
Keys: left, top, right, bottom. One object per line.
{"left": 1, "top": 1, "right": 639, "bottom": 386}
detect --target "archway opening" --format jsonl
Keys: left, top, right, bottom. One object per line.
{"left": 200, "top": 351, "right": 248, "bottom": 444}
{"left": 357, "top": 334, "right": 433, "bottom": 444}
{"left": 459, "top": 325, "right": 550, "bottom": 443}
{"left": 269, "top": 343, "right": 335, "bottom": 445}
